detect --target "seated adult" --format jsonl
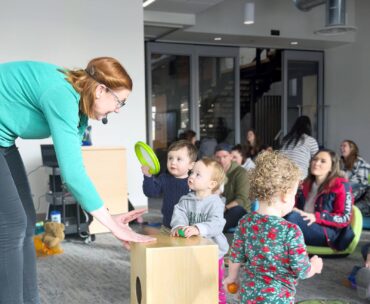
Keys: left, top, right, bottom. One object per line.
{"left": 285, "top": 149, "right": 354, "bottom": 250}
{"left": 340, "top": 139, "right": 370, "bottom": 201}
{"left": 231, "top": 144, "right": 255, "bottom": 171}
{"left": 214, "top": 143, "right": 250, "bottom": 232}
{"left": 178, "top": 129, "right": 197, "bottom": 146}
{"left": 245, "top": 129, "right": 261, "bottom": 161}
{"left": 198, "top": 136, "right": 217, "bottom": 159}
{"left": 280, "top": 116, "right": 319, "bottom": 179}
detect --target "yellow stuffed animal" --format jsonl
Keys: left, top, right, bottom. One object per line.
{"left": 42, "top": 222, "right": 65, "bottom": 250}
{"left": 34, "top": 222, "right": 65, "bottom": 257}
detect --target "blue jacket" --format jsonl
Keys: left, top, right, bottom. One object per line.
{"left": 143, "top": 173, "right": 190, "bottom": 228}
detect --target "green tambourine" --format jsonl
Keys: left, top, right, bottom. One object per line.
{"left": 135, "top": 141, "right": 160, "bottom": 175}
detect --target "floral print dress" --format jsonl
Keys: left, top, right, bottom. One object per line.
{"left": 229, "top": 213, "right": 311, "bottom": 304}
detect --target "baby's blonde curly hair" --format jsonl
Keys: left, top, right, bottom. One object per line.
{"left": 249, "top": 151, "right": 301, "bottom": 205}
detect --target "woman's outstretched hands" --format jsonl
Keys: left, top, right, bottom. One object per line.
{"left": 113, "top": 208, "right": 147, "bottom": 225}
{"left": 112, "top": 209, "right": 156, "bottom": 249}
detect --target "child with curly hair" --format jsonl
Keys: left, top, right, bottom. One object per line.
{"left": 224, "top": 151, "right": 323, "bottom": 303}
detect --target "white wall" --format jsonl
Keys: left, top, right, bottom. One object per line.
{"left": 325, "top": 1, "right": 370, "bottom": 159}
{"left": 0, "top": 0, "right": 148, "bottom": 213}
{"left": 4, "top": 0, "right": 369, "bottom": 215}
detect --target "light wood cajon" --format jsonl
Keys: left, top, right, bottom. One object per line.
{"left": 81, "top": 146, "right": 128, "bottom": 234}
{"left": 130, "top": 231, "right": 218, "bottom": 304}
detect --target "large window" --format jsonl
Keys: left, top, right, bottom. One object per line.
{"left": 146, "top": 43, "right": 239, "bottom": 165}
{"left": 146, "top": 43, "right": 324, "bottom": 162}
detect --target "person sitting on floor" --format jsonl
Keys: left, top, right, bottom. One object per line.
{"left": 245, "top": 129, "right": 261, "bottom": 161}
{"left": 231, "top": 144, "right": 255, "bottom": 171}
{"left": 214, "top": 143, "right": 250, "bottom": 232}
{"left": 340, "top": 139, "right": 370, "bottom": 202}
{"left": 285, "top": 149, "right": 354, "bottom": 250}
{"left": 280, "top": 115, "right": 319, "bottom": 179}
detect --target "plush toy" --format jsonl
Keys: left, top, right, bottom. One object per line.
{"left": 34, "top": 222, "right": 65, "bottom": 257}
{"left": 42, "top": 222, "right": 65, "bottom": 250}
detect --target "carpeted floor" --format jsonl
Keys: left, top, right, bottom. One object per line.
{"left": 37, "top": 228, "right": 370, "bottom": 304}
{"left": 36, "top": 199, "right": 370, "bottom": 304}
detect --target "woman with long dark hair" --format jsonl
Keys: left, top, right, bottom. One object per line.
{"left": 340, "top": 139, "right": 370, "bottom": 201}
{"left": 245, "top": 129, "right": 261, "bottom": 160}
{"left": 285, "top": 149, "right": 354, "bottom": 250}
{"left": 280, "top": 115, "right": 319, "bottom": 179}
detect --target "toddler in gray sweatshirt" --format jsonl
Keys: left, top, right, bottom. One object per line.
{"left": 171, "top": 157, "right": 229, "bottom": 304}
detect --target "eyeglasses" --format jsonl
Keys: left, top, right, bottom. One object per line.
{"left": 104, "top": 86, "right": 127, "bottom": 108}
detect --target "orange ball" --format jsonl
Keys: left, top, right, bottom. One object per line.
{"left": 227, "top": 283, "right": 238, "bottom": 294}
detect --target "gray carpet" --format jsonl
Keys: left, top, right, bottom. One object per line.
{"left": 37, "top": 229, "right": 370, "bottom": 304}
{"left": 37, "top": 234, "right": 131, "bottom": 304}
{"left": 36, "top": 198, "right": 370, "bottom": 304}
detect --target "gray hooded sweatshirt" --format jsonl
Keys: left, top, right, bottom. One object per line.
{"left": 171, "top": 192, "right": 229, "bottom": 258}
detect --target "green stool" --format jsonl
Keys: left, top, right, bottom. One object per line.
{"left": 306, "top": 205, "right": 363, "bottom": 256}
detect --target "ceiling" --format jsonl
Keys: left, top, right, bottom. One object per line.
{"left": 144, "top": 0, "right": 224, "bottom": 14}
{"left": 143, "top": 0, "right": 353, "bottom": 50}
{"left": 144, "top": 0, "right": 225, "bottom": 42}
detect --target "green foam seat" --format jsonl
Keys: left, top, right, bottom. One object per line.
{"left": 306, "top": 205, "right": 363, "bottom": 256}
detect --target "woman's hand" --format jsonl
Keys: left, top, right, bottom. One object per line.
{"left": 112, "top": 225, "right": 156, "bottom": 249}
{"left": 301, "top": 211, "right": 316, "bottom": 226}
{"left": 90, "top": 206, "right": 155, "bottom": 250}
{"left": 112, "top": 208, "right": 147, "bottom": 225}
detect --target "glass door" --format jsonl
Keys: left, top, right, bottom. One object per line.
{"left": 146, "top": 43, "right": 239, "bottom": 165}
{"left": 197, "top": 46, "right": 239, "bottom": 145}
{"left": 282, "top": 51, "right": 324, "bottom": 145}
{"left": 149, "top": 53, "right": 190, "bottom": 150}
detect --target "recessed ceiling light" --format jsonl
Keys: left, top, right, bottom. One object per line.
{"left": 290, "top": 41, "right": 298, "bottom": 45}
{"left": 214, "top": 37, "right": 222, "bottom": 41}
{"left": 143, "top": 0, "right": 156, "bottom": 8}
{"left": 244, "top": 3, "right": 255, "bottom": 25}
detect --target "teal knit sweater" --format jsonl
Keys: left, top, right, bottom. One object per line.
{"left": 0, "top": 61, "right": 103, "bottom": 212}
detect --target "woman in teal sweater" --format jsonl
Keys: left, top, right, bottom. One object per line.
{"left": 0, "top": 57, "right": 154, "bottom": 304}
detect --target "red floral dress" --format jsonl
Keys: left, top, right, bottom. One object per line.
{"left": 229, "top": 213, "right": 311, "bottom": 303}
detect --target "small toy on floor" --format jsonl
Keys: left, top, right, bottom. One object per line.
{"left": 34, "top": 222, "right": 65, "bottom": 257}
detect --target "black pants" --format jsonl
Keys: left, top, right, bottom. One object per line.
{"left": 0, "top": 145, "right": 40, "bottom": 304}
{"left": 223, "top": 205, "right": 247, "bottom": 232}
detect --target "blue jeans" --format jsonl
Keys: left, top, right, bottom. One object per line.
{"left": 285, "top": 211, "right": 337, "bottom": 246}
{"left": 223, "top": 205, "right": 247, "bottom": 232}
{"left": 0, "top": 146, "right": 40, "bottom": 304}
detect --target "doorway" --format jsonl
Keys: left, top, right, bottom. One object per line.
{"left": 146, "top": 42, "right": 239, "bottom": 168}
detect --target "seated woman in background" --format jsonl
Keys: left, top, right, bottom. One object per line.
{"left": 178, "top": 129, "right": 197, "bottom": 146}
{"left": 285, "top": 149, "right": 354, "bottom": 250}
{"left": 214, "top": 143, "right": 250, "bottom": 232}
{"left": 340, "top": 139, "right": 370, "bottom": 201}
{"left": 280, "top": 116, "right": 319, "bottom": 179}
{"left": 245, "top": 129, "right": 261, "bottom": 161}
{"left": 231, "top": 144, "right": 255, "bottom": 171}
